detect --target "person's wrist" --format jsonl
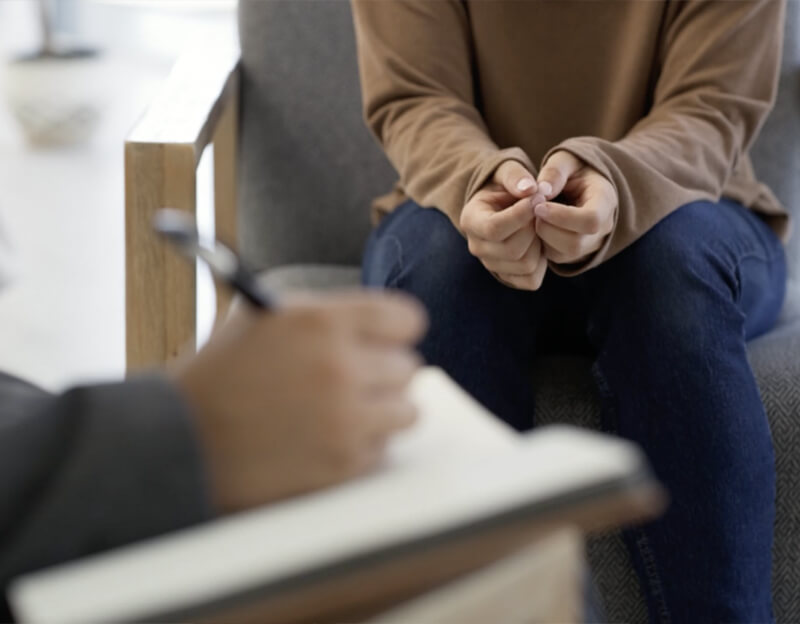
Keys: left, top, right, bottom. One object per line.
{"left": 166, "top": 360, "right": 230, "bottom": 513}
{"left": 466, "top": 152, "right": 537, "bottom": 204}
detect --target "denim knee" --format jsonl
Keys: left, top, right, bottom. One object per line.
{"left": 591, "top": 201, "right": 748, "bottom": 354}
{"left": 362, "top": 201, "right": 485, "bottom": 299}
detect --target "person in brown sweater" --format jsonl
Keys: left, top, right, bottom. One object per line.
{"left": 353, "top": 0, "right": 790, "bottom": 621}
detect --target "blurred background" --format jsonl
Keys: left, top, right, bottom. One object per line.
{"left": 0, "top": 0, "right": 236, "bottom": 390}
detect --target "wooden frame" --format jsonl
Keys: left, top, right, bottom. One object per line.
{"left": 125, "top": 40, "right": 241, "bottom": 372}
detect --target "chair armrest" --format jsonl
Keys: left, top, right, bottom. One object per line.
{"left": 127, "top": 39, "right": 240, "bottom": 156}
{"left": 125, "top": 37, "right": 241, "bottom": 372}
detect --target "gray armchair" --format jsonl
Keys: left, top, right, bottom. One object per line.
{"left": 125, "top": 1, "right": 800, "bottom": 620}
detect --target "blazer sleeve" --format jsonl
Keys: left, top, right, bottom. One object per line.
{"left": 0, "top": 373, "right": 213, "bottom": 604}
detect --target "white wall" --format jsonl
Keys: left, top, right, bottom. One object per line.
{"left": 0, "top": 0, "right": 236, "bottom": 390}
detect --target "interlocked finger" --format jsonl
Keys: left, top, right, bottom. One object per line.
{"left": 480, "top": 236, "right": 543, "bottom": 275}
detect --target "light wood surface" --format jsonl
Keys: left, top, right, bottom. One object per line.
{"left": 369, "top": 528, "right": 583, "bottom": 624}
{"left": 197, "top": 478, "right": 663, "bottom": 624}
{"left": 125, "top": 142, "right": 197, "bottom": 368}
{"left": 125, "top": 38, "right": 240, "bottom": 371}
{"left": 126, "top": 40, "right": 240, "bottom": 157}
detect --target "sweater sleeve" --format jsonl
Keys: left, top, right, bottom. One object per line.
{"left": 351, "top": 0, "right": 536, "bottom": 226}
{"left": 543, "top": 0, "right": 784, "bottom": 275}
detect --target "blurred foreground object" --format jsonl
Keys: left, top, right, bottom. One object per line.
{"left": 370, "top": 528, "right": 583, "bottom": 624}
{"left": 3, "top": 0, "right": 104, "bottom": 146}
{"left": 9, "top": 368, "right": 665, "bottom": 624}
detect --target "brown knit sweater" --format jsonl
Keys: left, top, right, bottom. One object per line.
{"left": 352, "top": 0, "right": 789, "bottom": 275}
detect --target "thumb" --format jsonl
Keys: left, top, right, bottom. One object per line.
{"left": 493, "top": 160, "right": 537, "bottom": 198}
{"left": 538, "top": 151, "right": 582, "bottom": 199}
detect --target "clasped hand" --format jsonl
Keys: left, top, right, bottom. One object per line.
{"left": 460, "top": 151, "right": 617, "bottom": 290}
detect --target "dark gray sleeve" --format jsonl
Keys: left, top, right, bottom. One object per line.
{"left": 0, "top": 373, "right": 214, "bottom": 595}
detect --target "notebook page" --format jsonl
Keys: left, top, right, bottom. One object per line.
{"left": 9, "top": 370, "right": 645, "bottom": 624}
{"left": 385, "top": 366, "right": 518, "bottom": 468}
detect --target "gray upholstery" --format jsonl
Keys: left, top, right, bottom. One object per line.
{"left": 751, "top": 0, "right": 800, "bottom": 322}
{"left": 258, "top": 264, "right": 361, "bottom": 292}
{"left": 238, "top": 0, "right": 395, "bottom": 270}
{"left": 238, "top": 1, "right": 800, "bottom": 621}
{"left": 534, "top": 323, "right": 800, "bottom": 621}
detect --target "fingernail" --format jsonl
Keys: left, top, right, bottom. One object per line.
{"left": 516, "top": 178, "right": 535, "bottom": 192}
{"left": 539, "top": 181, "right": 553, "bottom": 197}
{"left": 534, "top": 203, "right": 549, "bottom": 218}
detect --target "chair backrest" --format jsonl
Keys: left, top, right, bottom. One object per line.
{"left": 750, "top": 0, "right": 800, "bottom": 320}
{"left": 238, "top": 0, "right": 800, "bottom": 314}
{"left": 237, "top": 0, "right": 394, "bottom": 270}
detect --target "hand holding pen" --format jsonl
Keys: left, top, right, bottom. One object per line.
{"left": 153, "top": 209, "right": 428, "bottom": 510}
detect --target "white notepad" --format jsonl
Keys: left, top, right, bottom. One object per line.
{"left": 9, "top": 367, "right": 650, "bottom": 624}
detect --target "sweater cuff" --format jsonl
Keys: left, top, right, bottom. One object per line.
{"left": 464, "top": 147, "right": 537, "bottom": 207}
{"left": 540, "top": 140, "right": 619, "bottom": 276}
{"left": 541, "top": 136, "right": 718, "bottom": 277}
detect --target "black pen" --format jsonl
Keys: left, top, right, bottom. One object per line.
{"left": 153, "top": 208, "right": 277, "bottom": 311}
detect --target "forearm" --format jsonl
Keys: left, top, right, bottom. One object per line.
{"left": 353, "top": 0, "right": 534, "bottom": 225}
{"left": 374, "top": 99, "right": 534, "bottom": 224}
{"left": 541, "top": 0, "right": 783, "bottom": 275}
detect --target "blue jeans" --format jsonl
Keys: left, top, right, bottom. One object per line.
{"left": 363, "top": 198, "right": 787, "bottom": 623}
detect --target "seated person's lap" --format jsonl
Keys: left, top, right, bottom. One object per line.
{"left": 362, "top": 198, "right": 785, "bottom": 431}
